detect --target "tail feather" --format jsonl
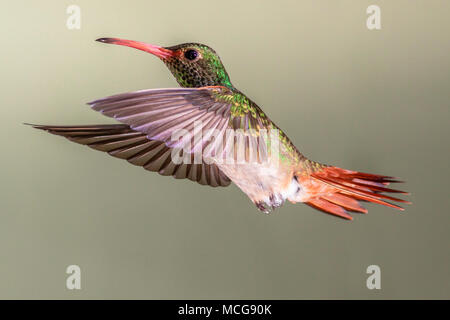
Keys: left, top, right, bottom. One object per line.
{"left": 306, "top": 198, "right": 353, "bottom": 220}
{"left": 340, "top": 179, "right": 407, "bottom": 194}
{"left": 299, "top": 165, "right": 410, "bottom": 220}
{"left": 313, "top": 175, "right": 410, "bottom": 204}
{"left": 322, "top": 193, "right": 368, "bottom": 214}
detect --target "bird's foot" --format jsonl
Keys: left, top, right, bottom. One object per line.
{"left": 269, "top": 193, "right": 283, "bottom": 209}
{"left": 255, "top": 201, "right": 271, "bottom": 214}
{"left": 255, "top": 193, "right": 285, "bottom": 214}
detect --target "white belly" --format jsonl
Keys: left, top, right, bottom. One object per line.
{"left": 217, "top": 162, "right": 300, "bottom": 209}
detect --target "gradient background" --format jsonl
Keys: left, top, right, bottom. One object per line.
{"left": 1, "top": 1, "right": 449, "bottom": 299}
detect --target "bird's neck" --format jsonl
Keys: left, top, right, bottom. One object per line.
{"left": 214, "top": 71, "right": 233, "bottom": 89}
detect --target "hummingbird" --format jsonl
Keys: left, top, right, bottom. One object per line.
{"left": 29, "top": 37, "right": 409, "bottom": 220}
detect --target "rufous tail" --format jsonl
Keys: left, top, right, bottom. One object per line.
{"left": 296, "top": 166, "right": 410, "bottom": 220}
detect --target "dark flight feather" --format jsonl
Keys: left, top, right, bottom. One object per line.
{"left": 29, "top": 124, "right": 231, "bottom": 187}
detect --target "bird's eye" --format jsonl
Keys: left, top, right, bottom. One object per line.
{"left": 184, "top": 49, "right": 198, "bottom": 61}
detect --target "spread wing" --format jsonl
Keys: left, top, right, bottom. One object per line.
{"left": 30, "top": 124, "right": 231, "bottom": 187}
{"left": 88, "top": 86, "right": 276, "bottom": 164}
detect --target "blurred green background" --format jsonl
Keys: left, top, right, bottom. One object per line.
{"left": 0, "top": 0, "right": 449, "bottom": 299}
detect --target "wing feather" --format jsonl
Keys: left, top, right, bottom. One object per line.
{"left": 88, "top": 86, "right": 276, "bottom": 165}
{"left": 29, "top": 124, "right": 231, "bottom": 187}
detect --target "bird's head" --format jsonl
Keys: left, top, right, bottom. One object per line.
{"left": 96, "top": 38, "right": 232, "bottom": 88}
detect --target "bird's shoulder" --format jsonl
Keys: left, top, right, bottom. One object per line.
{"left": 210, "top": 86, "right": 305, "bottom": 162}
{"left": 208, "top": 87, "right": 271, "bottom": 127}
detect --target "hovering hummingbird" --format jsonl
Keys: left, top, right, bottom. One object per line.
{"left": 29, "top": 37, "right": 409, "bottom": 220}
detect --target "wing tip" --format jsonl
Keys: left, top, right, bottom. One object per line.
{"left": 25, "top": 123, "right": 48, "bottom": 131}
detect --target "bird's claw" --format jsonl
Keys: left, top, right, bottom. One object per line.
{"left": 255, "top": 201, "right": 271, "bottom": 214}
{"left": 255, "top": 193, "right": 285, "bottom": 214}
{"left": 269, "top": 193, "right": 283, "bottom": 209}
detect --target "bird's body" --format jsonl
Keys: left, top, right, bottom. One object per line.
{"left": 30, "top": 38, "right": 409, "bottom": 220}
